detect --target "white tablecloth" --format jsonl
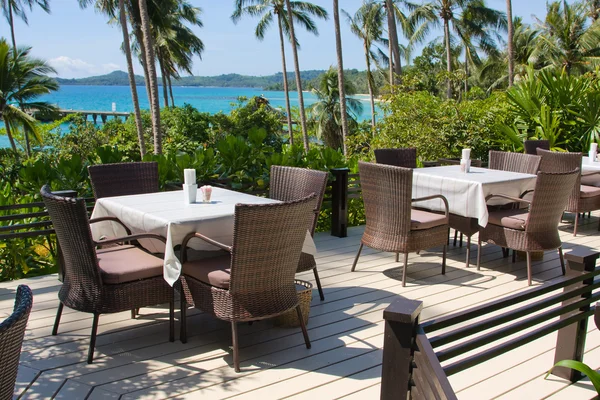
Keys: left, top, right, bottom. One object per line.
{"left": 90, "top": 187, "right": 317, "bottom": 286}
{"left": 581, "top": 157, "right": 600, "bottom": 186}
{"left": 412, "top": 166, "right": 537, "bottom": 227}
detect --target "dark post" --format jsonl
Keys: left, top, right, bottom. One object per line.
{"left": 553, "top": 248, "right": 600, "bottom": 381}
{"left": 331, "top": 168, "right": 349, "bottom": 238}
{"left": 381, "top": 297, "right": 423, "bottom": 400}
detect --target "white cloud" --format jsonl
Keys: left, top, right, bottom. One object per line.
{"left": 49, "top": 56, "right": 121, "bottom": 79}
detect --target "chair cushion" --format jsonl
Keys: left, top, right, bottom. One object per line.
{"left": 488, "top": 209, "right": 529, "bottom": 230}
{"left": 410, "top": 209, "right": 448, "bottom": 230}
{"left": 580, "top": 185, "right": 600, "bottom": 198}
{"left": 97, "top": 245, "right": 164, "bottom": 284}
{"left": 183, "top": 254, "right": 232, "bottom": 289}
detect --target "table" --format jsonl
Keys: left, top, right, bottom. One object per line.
{"left": 90, "top": 187, "right": 317, "bottom": 286}
{"left": 581, "top": 157, "right": 600, "bottom": 186}
{"left": 412, "top": 166, "right": 537, "bottom": 227}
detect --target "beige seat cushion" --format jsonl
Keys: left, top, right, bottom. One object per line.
{"left": 580, "top": 185, "right": 600, "bottom": 198}
{"left": 183, "top": 255, "right": 231, "bottom": 289}
{"left": 410, "top": 209, "right": 448, "bottom": 230}
{"left": 97, "top": 245, "right": 164, "bottom": 284}
{"left": 488, "top": 209, "right": 529, "bottom": 230}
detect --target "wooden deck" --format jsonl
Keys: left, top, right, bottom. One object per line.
{"left": 4, "top": 216, "right": 600, "bottom": 399}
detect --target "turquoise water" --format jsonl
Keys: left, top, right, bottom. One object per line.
{"left": 0, "top": 85, "right": 375, "bottom": 148}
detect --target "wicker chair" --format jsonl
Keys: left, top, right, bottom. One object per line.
{"left": 536, "top": 149, "right": 600, "bottom": 236}
{"left": 179, "top": 194, "right": 317, "bottom": 372}
{"left": 488, "top": 150, "right": 541, "bottom": 174}
{"left": 524, "top": 139, "right": 550, "bottom": 155}
{"left": 0, "top": 285, "right": 32, "bottom": 400}
{"left": 477, "top": 169, "right": 580, "bottom": 286}
{"left": 88, "top": 161, "right": 159, "bottom": 199}
{"left": 351, "top": 162, "right": 449, "bottom": 286}
{"left": 41, "top": 185, "right": 174, "bottom": 364}
{"left": 374, "top": 148, "right": 417, "bottom": 168}
{"left": 269, "top": 165, "right": 328, "bottom": 300}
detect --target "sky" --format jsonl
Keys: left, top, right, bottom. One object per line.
{"left": 0, "top": 0, "right": 556, "bottom": 79}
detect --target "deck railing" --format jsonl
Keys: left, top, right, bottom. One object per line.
{"left": 380, "top": 248, "right": 600, "bottom": 399}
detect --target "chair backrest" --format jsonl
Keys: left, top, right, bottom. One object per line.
{"left": 228, "top": 195, "right": 316, "bottom": 301}
{"left": 374, "top": 148, "right": 417, "bottom": 168}
{"left": 269, "top": 165, "right": 328, "bottom": 235}
{"left": 536, "top": 149, "right": 582, "bottom": 210}
{"left": 0, "top": 285, "right": 32, "bottom": 400}
{"left": 527, "top": 169, "right": 580, "bottom": 233}
{"left": 88, "top": 161, "right": 159, "bottom": 199}
{"left": 524, "top": 139, "right": 550, "bottom": 155}
{"left": 488, "top": 150, "right": 541, "bottom": 175}
{"left": 41, "top": 185, "right": 103, "bottom": 311}
{"left": 358, "top": 161, "right": 413, "bottom": 246}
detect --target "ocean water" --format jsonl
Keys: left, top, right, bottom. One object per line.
{"left": 0, "top": 85, "right": 376, "bottom": 148}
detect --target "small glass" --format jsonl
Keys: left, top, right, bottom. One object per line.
{"left": 201, "top": 185, "right": 212, "bottom": 202}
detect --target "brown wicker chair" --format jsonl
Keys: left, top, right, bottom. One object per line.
{"left": 41, "top": 185, "right": 174, "bottom": 364}
{"left": 488, "top": 150, "right": 541, "bottom": 174}
{"left": 179, "top": 194, "right": 317, "bottom": 372}
{"left": 0, "top": 285, "right": 32, "bottom": 400}
{"left": 476, "top": 168, "right": 580, "bottom": 286}
{"left": 374, "top": 148, "right": 417, "bottom": 168}
{"left": 351, "top": 162, "right": 449, "bottom": 286}
{"left": 269, "top": 165, "right": 328, "bottom": 300}
{"left": 524, "top": 139, "right": 550, "bottom": 155}
{"left": 537, "top": 149, "right": 600, "bottom": 236}
{"left": 88, "top": 161, "right": 159, "bottom": 199}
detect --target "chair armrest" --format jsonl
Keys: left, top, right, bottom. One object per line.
{"left": 181, "top": 232, "right": 232, "bottom": 264}
{"left": 485, "top": 194, "right": 531, "bottom": 205}
{"left": 582, "top": 171, "right": 600, "bottom": 177}
{"left": 519, "top": 189, "right": 534, "bottom": 198}
{"left": 94, "top": 233, "right": 166, "bottom": 247}
{"left": 412, "top": 194, "right": 449, "bottom": 217}
{"left": 89, "top": 217, "right": 132, "bottom": 235}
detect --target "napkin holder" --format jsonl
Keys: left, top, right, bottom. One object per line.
{"left": 183, "top": 184, "right": 197, "bottom": 204}
{"left": 589, "top": 151, "right": 597, "bottom": 163}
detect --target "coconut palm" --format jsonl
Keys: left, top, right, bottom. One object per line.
{"left": 535, "top": 0, "right": 600, "bottom": 74}
{"left": 2, "top": 0, "right": 50, "bottom": 54}
{"left": 587, "top": 0, "right": 600, "bottom": 22}
{"left": 343, "top": 1, "right": 386, "bottom": 129}
{"left": 333, "top": 0, "right": 349, "bottom": 156}
{"left": 506, "top": 0, "right": 514, "bottom": 86}
{"left": 232, "top": 0, "right": 327, "bottom": 150}
{"left": 0, "top": 39, "right": 57, "bottom": 156}
{"left": 308, "top": 67, "right": 363, "bottom": 150}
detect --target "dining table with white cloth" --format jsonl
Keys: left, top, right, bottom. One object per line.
{"left": 412, "top": 165, "right": 537, "bottom": 227}
{"left": 90, "top": 187, "right": 317, "bottom": 286}
{"left": 580, "top": 157, "right": 600, "bottom": 187}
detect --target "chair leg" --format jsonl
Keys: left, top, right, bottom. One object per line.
{"left": 526, "top": 252, "right": 533, "bottom": 286}
{"left": 169, "top": 293, "right": 175, "bottom": 343}
{"left": 313, "top": 268, "right": 325, "bottom": 301}
{"left": 459, "top": 233, "right": 463, "bottom": 247}
{"left": 87, "top": 313, "right": 100, "bottom": 364}
{"left": 477, "top": 236, "right": 482, "bottom": 271}
{"left": 296, "top": 305, "right": 311, "bottom": 349}
{"left": 502, "top": 248, "right": 508, "bottom": 258}
{"left": 453, "top": 230, "right": 458, "bottom": 246}
{"left": 465, "top": 236, "right": 471, "bottom": 267}
{"left": 351, "top": 243, "right": 363, "bottom": 272}
{"left": 401, "top": 253, "right": 409, "bottom": 287}
{"left": 52, "top": 303, "right": 64, "bottom": 336}
{"left": 180, "top": 295, "right": 187, "bottom": 344}
{"left": 574, "top": 212, "right": 579, "bottom": 236}
{"left": 442, "top": 245, "right": 447, "bottom": 275}
{"left": 512, "top": 249, "right": 516, "bottom": 263}
{"left": 395, "top": 252, "right": 399, "bottom": 262}
{"left": 131, "top": 309, "right": 136, "bottom": 319}
{"left": 558, "top": 247, "right": 566, "bottom": 276}
{"left": 231, "top": 321, "right": 240, "bottom": 373}
{"left": 447, "top": 228, "right": 450, "bottom": 245}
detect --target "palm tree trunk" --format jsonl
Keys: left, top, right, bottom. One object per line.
{"left": 138, "top": 0, "right": 162, "bottom": 154}
{"left": 385, "top": 0, "right": 402, "bottom": 82}
{"left": 168, "top": 74, "right": 175, "bottom": 107}
{"left": 464, "top": 51, "right": 469, "bottom": 94}
{"left": 444, "top": 17, "right": 453, "bottom": 99}
{"left": 120, "top": 0, "right": 146, "bottom": 158}
{"left": 506, "top": 0, "right": 514, "bottom": 87}
{"left": 159, "top": 57, "right": 169, "bottom": 108}
{"left": 8, "top": 4, "right": 17, "bottom": 57}
{"left": 4, "top": 121, "right": 18, "bottom": 154}
{"left": 277, "top": 13, "right": 294, "bottom": 147}
{"left": 284, "top": 0, "right": 309, "bottom": 152}
{"left": 364, "top": 42, "right": 376, "bottom": 130}
{"left": 333, "top": 0, "right": 349, "bottom": 156}
{"left": 388, "top": 36, "right": 394, "bottom": 90}
{"left": 134, "top": 27, "right": 153, "bottom": 108}
{"left": 24, "top": 129, "right": 31, "bottom": 157}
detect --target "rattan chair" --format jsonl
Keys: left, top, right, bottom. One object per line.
{"left": 524, "top": 139, "right": 550, "bottom": 155}
{"left": 269, "top": 165, "right": 328, "bottom": 300}
{"left": 351, "top": 162, "right": 449, "bottom": 286}
{"left": 179, "top": 194, "right": 317, "bottom": 372}
{"left": 488, "top": 150, "right": 541, "bottom": 174}
{"left": 374, "top": 148, "right": 417, "bottom": 168}
{"left": 88, "top": 161, "right": 159, "bottom": 199}
{"left": 537, "top": 149, "right": 600, "bottom": 236}
{"left": 41, "top": 185, "right": 174, "bottom": 364}
{"left": 477, "top": 169, "right": 579, "bottom": 286}
{"left": 0, "top": 285, "right": 32, "bottom": 400}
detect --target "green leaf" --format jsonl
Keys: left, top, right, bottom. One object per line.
{"left": 546, "top": 360, "right": 600, "bottom": 394}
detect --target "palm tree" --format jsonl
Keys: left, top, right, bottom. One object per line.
{"left": 0, "top": 39, "right": 57, "bottom": 156}
{"left": 384, "top": 0, "right": 401, "bottom": 84}
{"left": 232, "top": 0, "right": 327, "bottom": 150}
{"left": 344, "top": 1, "right": 386, "bottom": 129}
{"left": 587, "top": 0, "right": 600, "bottom": 22}
{"left": 506, "top": 0, "right": 514, "bottom": 86}
{"left": 535, "top": 0, "right": 600, "bottom": 74}
{"left": 308, "top": 67, "right": 363, "bottom": 150}
{"left": 2, "top": 0, "right": 50, "bottom": 55}
{"left": 333, "top": 0, "right": 349, "bottom": 156}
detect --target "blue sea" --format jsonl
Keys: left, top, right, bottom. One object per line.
{"left": 0, "top": 85, "right": 376, "bottom": 148}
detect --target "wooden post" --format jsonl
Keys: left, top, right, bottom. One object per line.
{"left": 331, "top": 168, "right": 349, "bottom": 238}
{"left": 553, "top": 248, "right": 600, "bottom": 381}
{"left": 381, "top": 297, "right": 423, "bottom": 400}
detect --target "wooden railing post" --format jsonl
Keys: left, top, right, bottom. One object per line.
{"left": 330, "top": 168, "right": 349, "bottom": 238}
{"left": 381, "top": 297, "right": 423, "bottom": 400}
{"left": 552, "top": 248, "right": 600, "bottom": 381}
